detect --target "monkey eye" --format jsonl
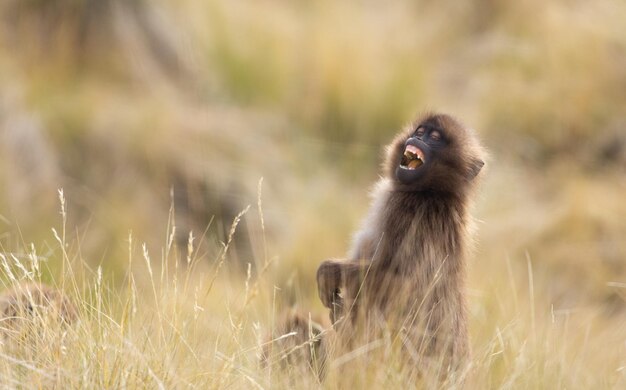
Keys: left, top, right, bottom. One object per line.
{"left": 414, "top": 127, "right": 425, "bottom": 137}
{"left": 430, "top": 130, "right": 442, "bottom": 141}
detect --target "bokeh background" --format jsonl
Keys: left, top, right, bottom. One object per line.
{"left": 1, "top": 0, "right": 625, "bottom": 387}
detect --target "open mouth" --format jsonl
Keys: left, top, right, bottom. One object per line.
{"left": 400, "top": 145, "right": 425, "bottom": 170}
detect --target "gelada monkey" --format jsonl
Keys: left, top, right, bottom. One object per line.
{"left": 317, "top": 113, "right": 485, "bottom": 369}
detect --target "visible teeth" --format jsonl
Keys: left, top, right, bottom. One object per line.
{"left": 400, "top": 144, "right": 425, "bottom": 170}
{"left": 408, "top": 159, "right": 422, "bottom": 169}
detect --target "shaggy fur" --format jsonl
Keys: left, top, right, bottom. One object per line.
{"left": 260, "top": 310, "right": 327, "bottom": 379}
{"left": 0, "top": 283, "right": 77, "bottom": 336}
{"left": 317, "top": 113, "right": 486, "bottom": 368}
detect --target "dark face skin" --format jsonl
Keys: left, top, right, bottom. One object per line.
{"left": 395, "top": 123, "right": 447, "bottom": 185}
{"left": 388, "top": 114, "right": 484, "bottom": 194}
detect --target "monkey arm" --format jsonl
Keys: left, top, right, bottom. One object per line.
{"left": 316, "top": 259, "right": 369, "bottom": 309}
{"left": 316, "top": 260, "right": 342, "bottom": 309}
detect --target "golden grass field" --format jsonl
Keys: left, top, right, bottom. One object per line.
{"left": 0, "top": 0, "right": 625, "bottom": 388}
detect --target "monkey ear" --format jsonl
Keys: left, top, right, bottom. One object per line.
{"left": 466, "top": 158, "right": 484, "bottom": 180}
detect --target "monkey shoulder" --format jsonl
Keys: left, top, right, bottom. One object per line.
{"left": 347, "top": 179, "right": 393, "bottom": 261}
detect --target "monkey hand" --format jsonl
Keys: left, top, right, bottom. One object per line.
{"left": 316, "top": 260, "right": 344, "bottom": 310}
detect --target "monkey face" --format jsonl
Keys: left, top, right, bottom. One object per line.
{"left": 388, "top": 113, "right": 485, "bottom": 193}
{"left": 396, "top": 123, "right": 445, "bottom": 185}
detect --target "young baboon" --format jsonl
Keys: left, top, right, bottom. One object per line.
{"left": 317, "top": 113, "right": 485, "bottom": 370}
{"left": 0, "top": 283, "right": 77, "bottom": 338}
{"left": 260, "top": 310, "right": 327, "bottom": 380}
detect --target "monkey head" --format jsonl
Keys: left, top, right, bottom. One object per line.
{"left": 385, "top": 113, "right": 485, "bottom": 193}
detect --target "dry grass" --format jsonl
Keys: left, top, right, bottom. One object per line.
{"left": 0, "top": 183, "right": 624, "bottom": 388}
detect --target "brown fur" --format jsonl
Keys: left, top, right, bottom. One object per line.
{"left": 260, "top": 310, "right": 327, "bottom": 379}
{"left": 0, "top": 283, "right": 77, "bottom": 337}
{"left": 317, "top": 113, "right": 486, "bottom": 370}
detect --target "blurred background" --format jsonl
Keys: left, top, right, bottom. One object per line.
{"left": 0, "top": 0, "right": 625, "bottom": 382}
